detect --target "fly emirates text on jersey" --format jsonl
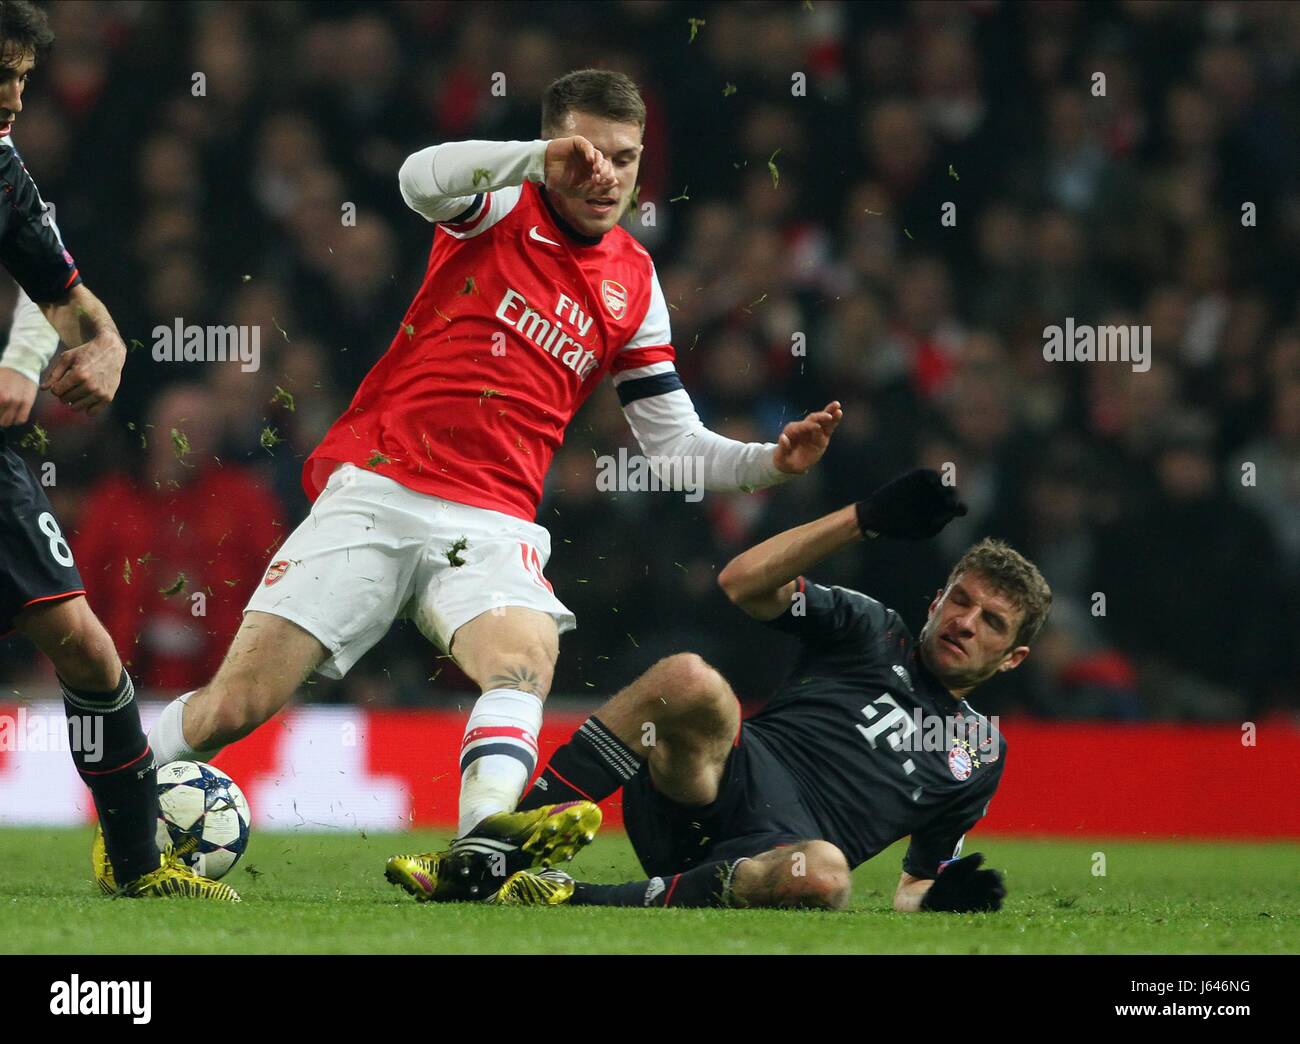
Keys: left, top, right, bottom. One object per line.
{"left": 495, "top": 287, "right": 602, "bottom": 380}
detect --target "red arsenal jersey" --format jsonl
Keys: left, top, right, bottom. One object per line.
{"left": 305, "top": 180, "right": 674, "bottom": 521}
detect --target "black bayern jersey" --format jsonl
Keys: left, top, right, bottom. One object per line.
{"left": 0, "top": 139, "right": 80, "bottom": 305}
{"left": 744, "top": 577, "right": 1007, "bottom": 876}
{"left": 0, "top": 137, "right": 82, "bottom": 451}
{"left": 0, "top": 137, "right": 87, "bottom": 627}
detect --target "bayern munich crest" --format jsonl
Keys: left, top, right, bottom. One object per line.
{"left": 601, "top": 279, "right": 627, "bottom": 319}
{"left": 948, "top": 743, "right": 974, "bottom": 781}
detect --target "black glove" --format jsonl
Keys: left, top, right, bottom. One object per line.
{"left": 919, "top": 852, "right": 1006, "bottom": 913}
{"left": 855, "top": 468, "right": 967, "bottom": 539}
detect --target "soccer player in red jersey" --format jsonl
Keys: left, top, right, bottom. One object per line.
{"left": 141, "top": 69, "right": 841, "bottom": 900}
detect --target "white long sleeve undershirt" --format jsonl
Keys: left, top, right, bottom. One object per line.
{"left": 0, "top": 286, "right": 60, "bottom": 384}
{"left": 397, "top": 139, "right": 548, "bottom": 223}
{"left": 620, "top": 383, "right": 790, "bottom": 492}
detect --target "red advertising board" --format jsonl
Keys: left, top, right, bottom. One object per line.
{"left": 2, "top": 705, "right": 1296, "bottom": 837}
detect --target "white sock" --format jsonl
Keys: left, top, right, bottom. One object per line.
{"left": 458, "top": 688, "right": 543, "bottom": 836}
{"left": 149, "top": 691, "right": 223, "bottom": 766}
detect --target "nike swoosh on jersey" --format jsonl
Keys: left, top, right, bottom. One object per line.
{"left": 529, "top": 225, "right": 561, "bottom": 246}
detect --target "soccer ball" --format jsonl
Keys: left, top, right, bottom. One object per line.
{"left": 155, "top": 760, "right": 251, "bottom": 879}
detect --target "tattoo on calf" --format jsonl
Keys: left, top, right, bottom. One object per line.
{"left": 487, "top": 665, "right": 544, "bottom": 696}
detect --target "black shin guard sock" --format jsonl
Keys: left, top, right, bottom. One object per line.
{"left": 571, "top": 858, "right": 744, "bottom": 908}
{"left": 62, "top": 671, "right": 160, "bottom": 884}
{"left": 518, "top": 715, "right": 642, "bottom": 811}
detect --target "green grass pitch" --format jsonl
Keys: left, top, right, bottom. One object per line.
{"left": 2, "top": 827, "right": 1297, "bottom": 954}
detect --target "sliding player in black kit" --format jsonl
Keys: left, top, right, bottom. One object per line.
{"left": 491, "top": 469, "right": 1051, "bottom": 912}
{"left": 0, "top": 1, "right": 235, "bottom": 900}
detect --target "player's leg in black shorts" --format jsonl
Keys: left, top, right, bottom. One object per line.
{"left": 1, "top": 440, "right": 162, "bottom": 886}
{"left": 0, "top": 442, "right": 85, "bottom": 633}
{"left": 560, "top": 723, "right": 852, "bottom": 908}
{"left": 622, "top": 721, "right": 822, "bottom": 878}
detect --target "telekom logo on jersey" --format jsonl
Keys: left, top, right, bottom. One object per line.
{"left": 494, "top": 287, "right": 601, "bottom": 380}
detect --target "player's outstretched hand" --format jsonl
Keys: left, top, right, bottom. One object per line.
{"left": 41, "top": 330, "right": 126, "bottom": 416}
{"left": 920, "top": 853, "right": 1006, "bottom": 913}
{"left": 0, "top": 367, "right": 38, "bottom": 427}
{"left": 855, "top": 467, "right": 967, "bottom": 539}
{"left": 545, "top": 136, "right": 617, "bottom": 199}
{"left": 773, "top": 400, "right": 842, "bottom": 475}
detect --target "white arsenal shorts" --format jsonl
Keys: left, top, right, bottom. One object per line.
{"left": 244, "top": 463, "right": 575, "bottom": 679}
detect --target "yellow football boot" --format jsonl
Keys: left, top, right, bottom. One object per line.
{"left": 386, "top": 800, "right": 601, "bottom": 902}
{"left": 384, "top": 849, "right": 474, "bottom": 902}
{"left": 91, "top": 823, "right": 116, "bottom": 896}
{"left": 119, "top": 846, "right": 241, "bottom": 901}
{"left": 487, "top": 868, "right": 576, "bottom": 906}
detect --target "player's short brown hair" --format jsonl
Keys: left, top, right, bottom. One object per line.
{"left": 945, "top": 538, "right": 1052, "bottom": 648}
{"left": 542, "top": 69, "right": 646, "bottom": 136}
{"left": 0, "top": 1, "right": 54, "bottom": 64}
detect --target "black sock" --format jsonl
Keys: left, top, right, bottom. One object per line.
{"left": 571, "top": 858, "right": 745, "bottom": 908}
{"left": 62, "top": 671, "right": 160, "bottom": 884}
{"left": 518, "top": 715, "right": 641, "bottom": 810}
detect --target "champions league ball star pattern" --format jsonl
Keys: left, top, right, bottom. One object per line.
{"left": 155, "top": 761, "right": 251, "bottom": 880}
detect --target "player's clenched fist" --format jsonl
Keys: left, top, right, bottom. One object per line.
{"left": 773, "top": 400, "right": 842, "bottom": 475}
{"left": 41, "top": 329, "right": 126, "bottom": 416}
{"left": 545, "top": 135, "right": 617, "bottom": 198}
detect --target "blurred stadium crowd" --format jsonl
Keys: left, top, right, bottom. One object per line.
{"left": 1, "top": 0, "right": 1296, "bottom": 721}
